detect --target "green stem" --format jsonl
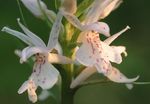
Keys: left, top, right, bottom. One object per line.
{"left": 58, "top": 64, "right": 75, "bottom": 104}
{"left": 55, "top": 63, "right": 75, "bottom": 104}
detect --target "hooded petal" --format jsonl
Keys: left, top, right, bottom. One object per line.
{"left": 83, "top": 22, "right": 110, "bottom": 37}
{"left": 17, "top": 19, "right": 46, "bottom": 47}
{"left": 20, "top": 46, "right": 48, "bottom": 63}
{"left": 21, "top": 0, "right": 47, "bottom": 18}
{"left": 104, "top": 26, "right": 130, "bottom": 45}
{"left": 107, "top": 67, "right": 139, "bottom": 83}
{"left": 1, "top": 27, "right": 33, "bottom": 46}
{"left": 47, "top": 11, "right": 63, "bottom": 50}
{"left": 70, "top": 67, "right": 97, "bottom": 88}
{"left": 48, "top": 53, "right": 73, "bottom": 64}
{"left": 32, "top": 62, "right": 59, "bottom": 89}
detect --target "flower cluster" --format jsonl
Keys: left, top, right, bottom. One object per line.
{"left": 2, "top": 0, "right": 139, "bottom": 103}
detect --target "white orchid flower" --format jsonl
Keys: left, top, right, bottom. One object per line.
{"left": 71, "top": 26, "right": 139, "bottom": 88}
{"left": 2, "top": 12, "right": 72, "bottom": 103}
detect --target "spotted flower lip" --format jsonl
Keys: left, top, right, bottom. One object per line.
{"left": 2, "top": 15, "right": 72, "bottom": 102}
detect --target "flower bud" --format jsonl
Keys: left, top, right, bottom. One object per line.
{"left": 61, "top": 0, "right": 77, "bottom": 14}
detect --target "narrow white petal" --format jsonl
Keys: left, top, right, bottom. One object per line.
{"left": 45, "top": 9, "right": 57, "bottom": 23}
{"left": 100, "top": 0, "right": 123, "bottom": 19}
{"left": 1, "top": 27, "right": 33, "bottom": 46}
{"left": 17, "top": 18, "right": 46, "bottom": 47}
{"left": 32, "top": 62, "right": 59, "bottom": 89}
{"left": 21, "top": 0, "right": 47, "bottom": 17}
{"left": 107, "top": 67, "right": 139, "bottom": 83}
{"left": 104, "top": 26, "right": 130, "bottom": 45}
{"left": 20, "top": 46, "right": 48, "bottom": 63}
{"left": 70, "top": 67, "right": 97, "bottom": 88}
{"left": 60, "top": 9, "right": 83, "bottom": 30}
{"left": 47, "top": 11, "right": 63, "bottom": 49}
{"left": 83, "top": 22, "right": 110, "bottom": 37}
{"left": 48, "top": 53, "right": 73, "bottom": 64}
{"left": 18, "top": 81, "right": 28, "bottom": 94}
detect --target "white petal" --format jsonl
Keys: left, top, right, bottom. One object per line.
{"left": 104, "top": 26, "right": 130, "bottom": 45}
{"left": 60, "top": 9, "right": 83, "bottom": 30}
{"left": 1, "top": 27, "right": 33, "bottom": 46}
{"left": 21, "top": 0, "right": 47, "bottom": 17}
{"left": 83, "top": 0, "right": 113, "bottom": 24}
{"left": 48, "top": 53, "right": 73, "bottom": 64}
{"left": 100, "top": 0, "right": 123, "bottom": 19}
{"left": 70, "top": 67, "right": 97, "bottom": 88}
{"left": 14, "top": 49, "right": 22, "bottom": 58}
{"left": 38, "top": 90, "right": 50, "bottom": 101}
{"left": 20, "top": 46, "right": 48, "bottom": 63}
{"left": 17, "top": 18, "right": 46, "bottom": 47}
{"left": 83, "top": 22, "right": 110, "bottom": 37}
{"left": 47, "top": 11, "right": 63, "bottom": 49}
{"left": 32, "top": 62, "right": 59, "bottom": 89}
{"left": 18, "top": 81, "right": 28, "bottom": 94}
{"left": 125, "top": 84, "right": 134, "bottom": 90}
{"left": 45, "top": 9, "right": 57, "bottom": 23}
{"left": 107, "top": 67, "right": 139, "bottom": 83}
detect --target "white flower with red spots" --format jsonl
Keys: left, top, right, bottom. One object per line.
{"left": 68, "top": 0, "right": 139, "bottom": 88}
{"left": 2, "top": 13, "right": 72, "bottom": 103}
{"left": 71, "top": 24, "right": 139, "bottom": 89}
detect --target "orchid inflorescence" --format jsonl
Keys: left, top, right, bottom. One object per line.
{"left": 1, "top": 0, "right": 140, "bottom": 103}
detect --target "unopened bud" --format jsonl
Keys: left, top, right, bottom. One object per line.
{"left": 61, "top": 0, "right": 77, "bottom": 14}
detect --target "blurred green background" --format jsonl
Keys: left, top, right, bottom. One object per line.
{"left": 0, "top": 0, "right": 150, "bottom": 104}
